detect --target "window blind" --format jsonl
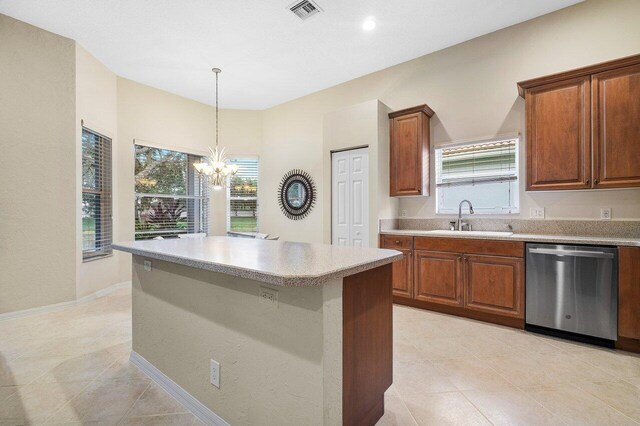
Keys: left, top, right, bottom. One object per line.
{"left": 82, "top": 128, "right": 113, "bottom": 259}
{"left": 435, "top": 138, "right": 519, "bottom": 214}
{"left": 134, "top": 145, "right": 209, "bottom": 239}
{"left": 228, "top": 158, "right": 259, "bottom": 233}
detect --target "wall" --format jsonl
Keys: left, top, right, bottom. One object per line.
{"left": 0, "top": 15, "right": 77, "bottom": 313}
{"left": 260, "top": 0, "right": 640, "bottom": 244}
{"left": 116, "top": 78, "right": 262, "bottom": 278}
{"left": 75, "top": 44, "right": 124, "bottom": 298}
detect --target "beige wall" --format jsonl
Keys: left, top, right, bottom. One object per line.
{"left": 132, "top": 256, "right": 342, "bottom": 425}
{"left": 116, "top": 78, "right": 262, "bottom": 278}
{"left": 260, "top": 0, "right": 640, "bottom": 244}
{"left": 0, "top": 15, "right": 77, "bottom": 313}
{"left": 75, "top": 44, "right": 124, "bottom": 298}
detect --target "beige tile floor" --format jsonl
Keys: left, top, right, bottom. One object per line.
{"left": 1, "top": 288, "right": 639, "bottom": 425}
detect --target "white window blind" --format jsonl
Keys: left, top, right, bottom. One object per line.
{"left": 227, "top": 158, "right": 259, "bottom": 233}
{"left": 436, "top": 137, "right": 519, "bottom": 214}
{"left": 134, "top": 145, "right": 208, "bottom": 239}
{"left": 82, "top": 128, "right": 113, "bottom": 260}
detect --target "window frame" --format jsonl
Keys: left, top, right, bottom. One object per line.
{"left": 134, "top": 144, "right": 209, "bottom": 240}
{"left": 226, "top": 156, "right": 259, "bottom": 234}
{"left": 435, "top": 135, "right": 520, "bottom": 215}
{"left": 82, "top": 127, "right": 113, "bottom": 261}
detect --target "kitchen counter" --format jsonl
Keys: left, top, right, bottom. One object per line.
{"left": 114, "top": 236, "right": 402, "bottom": 286}
{"left": 379, "top": 229, "right": 640, "bottom": 247}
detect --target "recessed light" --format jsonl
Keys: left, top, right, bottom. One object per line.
{"left": 362, "top": 17, "right": 376, "bottom": 31}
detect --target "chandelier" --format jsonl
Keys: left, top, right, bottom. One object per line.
{"left": 193, "top": 68, "right": 238, "bottom": 190}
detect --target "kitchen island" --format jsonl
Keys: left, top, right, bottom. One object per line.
{"left": 113, "top": 237, "right": 402, "bottom": 426}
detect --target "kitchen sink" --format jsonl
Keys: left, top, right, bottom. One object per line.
{"left": 424, "top": 230, "right": 514, "bottom": 237}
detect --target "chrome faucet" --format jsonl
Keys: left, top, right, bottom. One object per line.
{"left": 457, "top": 200, "right": 474, "bottom": 231}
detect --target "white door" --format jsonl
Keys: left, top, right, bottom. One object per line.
{"left": 331, "top": 148, "right": 369, "bottom": 247}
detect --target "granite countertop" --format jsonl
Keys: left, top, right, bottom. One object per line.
{"left": 113, "top": 236, "right": 403, "bottom": 287}
{"left": 379, "top": 229, "right": 640, "bottom": 247}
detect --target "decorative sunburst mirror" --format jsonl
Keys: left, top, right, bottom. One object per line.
{"left": 278, "top": 169, "right": 316, "bottom": 220}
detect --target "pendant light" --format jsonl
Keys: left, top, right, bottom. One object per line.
{"left": 193, "top": 68, "right": 239, "bottom": 190}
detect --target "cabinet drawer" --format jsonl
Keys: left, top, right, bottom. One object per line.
{"left": 414, "top": 237, "right": 524, "bottom": 258}
{"left": 380, "top": 235, "right": 413, "bottom": 250}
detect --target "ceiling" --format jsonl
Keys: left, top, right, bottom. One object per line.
{"left": 0, "top": 0, "right": 582, "bottom": 109}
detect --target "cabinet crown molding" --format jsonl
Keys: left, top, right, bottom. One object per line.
{"left": 389, "top": 104, "right": 434, "bottom": 118}
{"left": 517, "top": 53, "right": 640, "bottom": 98}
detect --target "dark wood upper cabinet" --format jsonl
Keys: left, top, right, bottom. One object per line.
{"left": 518, "top": 54, "right": 640, "bottom": 191}
{"left": 525, "top": 77, "right": 591, "bottom": 190}
{"left": 592, "top": 64, "right": 640, "bottom": 188}
{"left": 389, "top": 105, "right": 434, "bottom": 196}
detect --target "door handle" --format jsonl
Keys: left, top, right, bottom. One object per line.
{"left": 529, "top": 248, "right": 614, "bottom": 259}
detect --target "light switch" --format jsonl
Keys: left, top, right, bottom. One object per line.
{"left": 143, "top": 260, "right": 152, "bottom": 272}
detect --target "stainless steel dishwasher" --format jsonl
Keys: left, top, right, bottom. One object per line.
{"left": 526, "top": 243, "right": 618, "bottom": 345}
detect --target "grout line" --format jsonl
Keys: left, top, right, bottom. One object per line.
{"left": 568, "top": 381, "right": 640, "bottom": 424}
{"left": 116, "top": 380, "right": 152, "bottom": 425}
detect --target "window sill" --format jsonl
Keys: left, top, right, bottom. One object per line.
{"left": 82, "top": 252, "right": 113, "bottom": 263}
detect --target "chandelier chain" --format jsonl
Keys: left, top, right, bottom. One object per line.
{"left": 215, "top": 69, "right": 219, "bottom": 148}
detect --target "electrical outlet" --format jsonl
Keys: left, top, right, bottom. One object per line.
{"left": 400, "top": 209, "right": 407, "bottom": 218}
{"left": 530, "top": 208, "right": 545, "bottom": 219}
{"left": 143, "top": 260, "right": 152, "bottom": 272}
{"left": 210, "top": 359, "right": 220, "bottom": 388}
{"left": 260, "top": 287, "right": 278, "bottom": 307}
{"left": 601, "top": 207, "right": 612, "bottom": 220}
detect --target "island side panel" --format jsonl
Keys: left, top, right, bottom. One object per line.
{"left": 342, "top": 263, "right": 393, "bottom": 426}
{"left": 131, "top": 255, "right": 341, "bottom": 425}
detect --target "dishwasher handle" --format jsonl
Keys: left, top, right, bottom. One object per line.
{"left": 528, "top": 247, "right": 614, "bottom": 259}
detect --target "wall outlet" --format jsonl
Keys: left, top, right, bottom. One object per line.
{"left": 601, "top": 207, "right": 612, "bottom": 220}
{"left": 530, "top": 208, "right": 545, "bottom": 219}
{"left": 400, "top": 209, "right": 407, "bottom": 218}
{"left": 210, "top": 359, "right": 220, "bottom": 388}
{"left": 143, "top": 260, "right": 152, "bottom": 272}
{"left": 260, "top": 287, "right": 278, "bottom": 307}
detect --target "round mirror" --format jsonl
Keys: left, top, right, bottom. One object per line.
{"left": 286, "top": 181, "right": 307, "bottom": 209}
{"left": 278, "top": 169, "right": 316, "bottom": 220}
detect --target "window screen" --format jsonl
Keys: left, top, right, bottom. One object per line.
{"left": 435, "top": 137, "right": 519, "bottom": 214}
{"left": 82, "top": 128, "right": 113, "bottom": 260}
{"left": 134, "top": 145, "right": 208, "bottom": 239}
{"left": 227, "top": 158, "right": 259, "bottom": 233}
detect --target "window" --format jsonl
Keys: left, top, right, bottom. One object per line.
{"left": 134, "top": 145, "right": 208, "bottom": 240}
{"left": 227, "top": 158, "right": 259, "bottom": 233}
{"left": 435, "top": 137, "right": 519, "bottom": 214}
{"left": 82, "top": 128, "right": 113, "bottom": 260}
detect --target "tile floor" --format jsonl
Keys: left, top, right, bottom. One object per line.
{"left": 0, "top": 288, "right": 639, "bottom": 425}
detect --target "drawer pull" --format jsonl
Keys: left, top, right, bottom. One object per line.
{"left": 395, "top": 240, "right": 401, "bottom": 244}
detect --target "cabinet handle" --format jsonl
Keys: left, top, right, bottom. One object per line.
{"left": 395, "top": 240, "right": 401, "bottom": 244}
{"left": 594, "top": 178, "right": 599, "bottom": 184}
{"left": 585, "top": 179, "right": 590, "bottom": 184}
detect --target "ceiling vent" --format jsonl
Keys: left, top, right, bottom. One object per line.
{"left": 289, "top": 0, "right": 322, "bottom": 20}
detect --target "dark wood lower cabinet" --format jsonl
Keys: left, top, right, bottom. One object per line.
{"left": 391, "top": 249, "right": 413, "bottom": 298}
{"left": 414, "top": 250, "right": 463, "bottom": 307}
{"left": 464, "top": 255, "right": 524, "bottom": 318}
{"left": 617, "top": 247, "right": 640, "bottom": 352}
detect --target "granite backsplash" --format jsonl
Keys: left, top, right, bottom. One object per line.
{"left": 379, "top": 218, "right": 640, "bottom": 239}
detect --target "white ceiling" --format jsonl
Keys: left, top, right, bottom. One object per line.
{"left": 0, "top": 0, "right": 581, "bottom": 109}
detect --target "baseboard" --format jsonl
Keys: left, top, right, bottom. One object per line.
{"left": 130, "top": 351, "right": 229, "bottom": 426}
{"left": 0, "top": 281, "right": 132, "bottom": 321}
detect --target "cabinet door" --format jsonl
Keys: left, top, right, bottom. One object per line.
{"left": 414, "top": 250, "right": 463, "bottom": 306}
{"left": 464, "top": 255, "right": 524, "bottom": 318}
{"left": 592, "top": 64, "right": 640, "bottom": 189}
{"left": 391, "top": 250, "right": 413, "bottom": 298}
{"left": 619, "top": 247, "right": 640, "bottom": 340}
{"left": 390, "top": 113, "right": 428, "bottom": 196}
{"left": 526, "top": 77, "right": 591, "bottom": 190}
